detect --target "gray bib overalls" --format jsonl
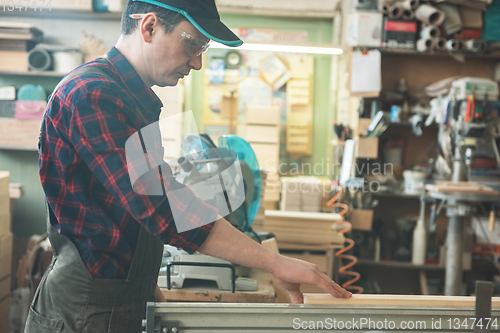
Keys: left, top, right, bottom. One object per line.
{"left": 25, "top": 64, "right": 164, "bottom": 333}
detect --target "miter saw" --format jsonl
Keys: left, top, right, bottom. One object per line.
{"left": 157, "top": 134, "right": 272, "bottom": 292}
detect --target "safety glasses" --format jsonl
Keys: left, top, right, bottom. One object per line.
{"left": 130, "top": 13, "right": 210, "bottom": 57}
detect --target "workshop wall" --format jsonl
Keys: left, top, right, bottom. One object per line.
{"left": 0, "top": 13, "right": 336, "bottom": 238}
{"left": 0, "top": 17, "right": 121, "bottom": 238}
{"left": 194, "top": 13, "right": 336, "bottom": 173}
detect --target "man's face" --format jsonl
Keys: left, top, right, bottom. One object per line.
{"left": 145, "top": 19, "right": 208, "bottom": 87}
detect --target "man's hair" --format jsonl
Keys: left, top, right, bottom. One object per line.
{"left": 121, "top": 0, "right": 186, "bottom": 35}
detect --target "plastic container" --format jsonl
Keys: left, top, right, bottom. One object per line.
{"left": 403, "top": 170, "right": 426, "bottom": 194}
{"left": 53, "top": 51, "right": 83, "bottom": 73}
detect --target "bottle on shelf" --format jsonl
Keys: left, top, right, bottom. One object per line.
{"left": 412, "top": 198, "right": 427, "bottom": 265}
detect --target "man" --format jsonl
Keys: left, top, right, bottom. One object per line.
{"left": 27, "top": 0, "right": 351, "bottom": 332}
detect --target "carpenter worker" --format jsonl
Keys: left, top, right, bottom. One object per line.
{"left": 26, "top": 0, "right": 351, "bottom": 332}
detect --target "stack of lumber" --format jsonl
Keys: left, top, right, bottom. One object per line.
{"left": 263, "top": 210, "right": 344, "bottom": 250}
{"left": 280, "top": 177, "right": 330, "bottom": 212}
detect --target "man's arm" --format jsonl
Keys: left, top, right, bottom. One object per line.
{"left": 198, "top": 216, "right": 352, "bottom": 304}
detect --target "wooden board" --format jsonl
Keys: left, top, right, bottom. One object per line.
{"left": 426, "top": 184, "right": 499, "bottom": 195}
{"left": 304, "top": 294, "right": 500, "bottom": 308}
{"left": 161, "top": 269, "right": 275, "bottom": 303}
{"left": 0, "top": 296, "right": 10, "bottom": 333}
{"left": 265, "top": 210, "right": 343, "bottom": 221}
{"left": 0, "top": 276, "right": 10, "bottom": 299}
{"left": 265, "top": 229, "right": 345, "bottom": 246}
{"left": 265, "top": 219, "right": 339, "bottom": 230}
{"left": 0, "top": 232, "right": 12, "bottom": 280}
{"left": 0, "top": 172, "right": 10, "bottom": 236}
{"left": 278, "top": 242, "right": 343, "bottom": 251}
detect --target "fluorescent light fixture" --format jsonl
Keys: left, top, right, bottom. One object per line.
{"left": 210, "top": 42, "right": 344, "bottom": 55}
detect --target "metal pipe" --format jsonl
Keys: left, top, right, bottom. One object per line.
{"left": 452, "top": 143, "right": 464, "bottom": 182}
{"left": 445, "top": 209, "right": 465, "bottom": 296}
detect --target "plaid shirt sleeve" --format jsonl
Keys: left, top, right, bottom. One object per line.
{"left": 65, "top": 78, "right": 218, "bottom": 253}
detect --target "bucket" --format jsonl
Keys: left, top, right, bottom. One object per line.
{"left": 403, "top": 170, "right": 427, "bottom": 194}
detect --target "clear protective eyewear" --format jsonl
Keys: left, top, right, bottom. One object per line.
{"left": 130, "top": 13, "right": 210, "bottom": 57}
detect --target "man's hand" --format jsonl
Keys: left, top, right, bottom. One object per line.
{"left": 270, "top": 255, "right": 352, "bottom": 304}
{"left": 198, "top": 217, "right": 353, "bottom": 304}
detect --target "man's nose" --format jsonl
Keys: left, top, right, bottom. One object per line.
{"left": 188, "top": 53, "right": 203, "bottom": 70}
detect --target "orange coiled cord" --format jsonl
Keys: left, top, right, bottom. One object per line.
{"left": 326, "top": 187, "right": 364, "bottom": 294}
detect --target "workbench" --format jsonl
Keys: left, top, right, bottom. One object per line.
{"left": 146, "top": 285, "right": 500, "bottom": 333}
{"left": 160, "top": 269, "right": 275, "bottom": 303}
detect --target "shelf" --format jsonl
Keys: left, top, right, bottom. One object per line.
{"left": 386, "top": 121, "right": 439, "bottom": 128}
{"left": 0, "top": 70, "right": 66, "bottom": 78}
{"left": 372, "top": 191, "right": 421, "bottom": 199}
{"left": 0, "top": 145, "right": 38, "bottom": 151}
{"left": 379, "top": 48, "right": 500, "bottom": 60}
{"left": 0, "top": 9, "right": 122, "bottom": 20}
{"left": 357, "top": 259, "right": 445, "bottom": 271}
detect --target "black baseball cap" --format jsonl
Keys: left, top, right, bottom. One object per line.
{"left": 131, "top": 0, "right": 243, "bottom": 47}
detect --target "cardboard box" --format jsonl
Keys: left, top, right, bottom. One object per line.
{"left": 245, "top": 106, "right": 280, "bottom": 126}
{"left": 382, "top": 18, "right": 417, "bottom": 49}
{"left": 0, "top": 232, "right": 12, "bottom": 280}
{"left": 0, "top": 118, "right": 43, "bottom": 150}
{"left": 357, "top": 137, "right": 378, "bottom": 159}
{"left": 350, "top": 209, "right": 374, "bottom": 231}
{"left": 346, "top": 12, "right": 383, "bottom": 47}
{"left": 0, "top": 295, "right": 10, "bottom": 333}
{"left": 357, "top": 118, "right": 373, "bottom": 137}
{"left": 242, "top": 125, "right": 280, "bottom": 144}
{"left": 250, "top": 143, "right": 279, "bottom": 173}
{"left": 0, "top": 51, "right": 28, "bottom": 71}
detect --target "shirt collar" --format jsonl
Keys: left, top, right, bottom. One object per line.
{"left": 104, "top": 47, "right": 163, "bottom": 112}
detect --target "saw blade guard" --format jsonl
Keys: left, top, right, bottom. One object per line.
{"left": 218, "top": 135, "right": 262, "bottom": 232}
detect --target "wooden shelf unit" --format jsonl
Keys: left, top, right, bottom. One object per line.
{"left": 0, "top": 71, "right": 66, "bottom": 78}
{"left": 0, "top": 9, "right": 122, "bottom": 20}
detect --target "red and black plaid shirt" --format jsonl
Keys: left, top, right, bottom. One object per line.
{"left": 39, "top": 47, "right": 217, "bottom": 279}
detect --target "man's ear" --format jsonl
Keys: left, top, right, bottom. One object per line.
{"left": 139, "top": 13, "right": 158, "bottom": 43}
